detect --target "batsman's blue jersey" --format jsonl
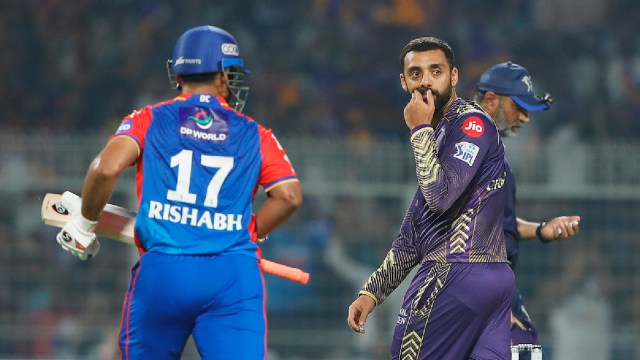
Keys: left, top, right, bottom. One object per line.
{"left": 111, "top": 94, "right": 298, "bottom": 257}
{"left": 112, "top": 94, "right": 298, "bottom": 359}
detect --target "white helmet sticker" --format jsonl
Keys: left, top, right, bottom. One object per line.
{"left": 221, "top": 43, "right": 239, "bottom": 56}
{"left": 175, "top": 56, "right": 202, "bottom": 65}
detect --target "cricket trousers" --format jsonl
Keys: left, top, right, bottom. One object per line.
{"left": 391, "top": 262, "right": 514, "bottom": 360}
{"left": 119, "top": 252, "right": 266, "bottom": 360}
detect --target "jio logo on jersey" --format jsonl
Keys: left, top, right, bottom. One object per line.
{"left": 461, "top": 116, "right": 484, "bottom": 138}
{"left": 179, "top": 106, "right": 229, "bottom": 143}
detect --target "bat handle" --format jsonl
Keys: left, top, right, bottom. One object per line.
{"left": 259, "top": 259, "right": 310, "bottom": 285}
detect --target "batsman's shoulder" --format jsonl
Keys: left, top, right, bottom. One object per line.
{"left": 123, "top": 106, "right": 153, "bottom": 122}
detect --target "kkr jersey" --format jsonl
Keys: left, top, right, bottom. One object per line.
{"left": 111, "top": 94, "right": 298, "bottom": 256}
{"left": 361, "top": 98, "right": 507, "bottom": 304}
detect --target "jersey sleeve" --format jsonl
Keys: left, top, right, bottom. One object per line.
{"left": 257, "top": 125, "right": 298, "bottom": 192}
{"left": 109, "top": 107, "right": 154, "bottom": 154}
{"left": 410, "top": 113, "right": 498, "bottom": 213}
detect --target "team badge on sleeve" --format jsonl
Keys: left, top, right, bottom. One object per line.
{"left": 115, "top": 120, "right": 133, "bottom": 135}
{"left": 461, "top": 116, "right": 484, "bottom": 138}
{"left": 454, "top": 141, "right": 480, "bottom": 166}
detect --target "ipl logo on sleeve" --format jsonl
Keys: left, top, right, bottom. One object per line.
{"left": 454, "top": 141, "right": 480, "bottom": 166}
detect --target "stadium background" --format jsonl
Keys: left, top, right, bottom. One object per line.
{"left": 1, "top": 0, "right": 639, "bottom": 359}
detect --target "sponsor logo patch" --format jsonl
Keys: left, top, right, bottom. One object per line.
{"left": 115, "top": 120, "right": 133, "bottom": 134}
{"left": 454, "top": 141, "right": 480, "bottom": 166}
{"left": 61, "top": 231, "right": 73, "bottom": 243}
{"left": 461, "top": 116, "right": 484, "bottom": 138}
{"left": 522, "top": 75, "right": 533, "bottom": 92}
{"left": 179, "top": 106, "right": 229, "bottom": 143}
{"left": 175, "top": 56, "right": 202, "bottom": 65}
{"left": 221, "top": 43, "right": 239, "bottom": 56}
{"left": 53, "top": 203, "right": 69, "bottom": 215}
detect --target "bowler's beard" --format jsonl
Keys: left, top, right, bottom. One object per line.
{"left": 416, "top": 83, "right": 453, "bottom": 116}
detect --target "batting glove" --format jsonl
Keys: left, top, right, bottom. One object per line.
{"left": 56, "top": 214, "right": 100, "bottom": 260}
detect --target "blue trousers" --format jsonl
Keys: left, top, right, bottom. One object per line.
{"left": 119, "top": 252, "right": 266, "bottom": 359}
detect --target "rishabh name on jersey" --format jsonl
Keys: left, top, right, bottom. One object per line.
{"left": 179, "top": 106, "right": 229, "bottom": 143}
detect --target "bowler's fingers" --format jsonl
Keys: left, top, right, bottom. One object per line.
{"left": 425, "top": 88, "right": 433, "bottom": 105}
{"left": 347, "top": 296, "right": 375, "bottom": 334}
{"left": 412, "top": 89, "right": 422, "bottom": 104}
{"left": 347, "top": 304, "right": 367, "bottom": 334}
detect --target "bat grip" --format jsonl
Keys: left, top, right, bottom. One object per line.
{"left": 259, "top": 259, "right": 309, "bottom": 285}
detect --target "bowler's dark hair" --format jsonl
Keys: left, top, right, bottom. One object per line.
{"left": 399, "top": 37, "right": 455, "bottom": 72}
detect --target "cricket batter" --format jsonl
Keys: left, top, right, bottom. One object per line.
{"left": 347, "top": 37, "right": 514, "bottom": 359}
{"left": 475, "top": 62, "right": 580, "bottom": 355}
{"left": 55, "top": 25, "right": 302, "bottom": 359}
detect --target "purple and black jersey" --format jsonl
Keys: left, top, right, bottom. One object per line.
{"left": 357, "top": 98, "right": 513, "bottom": 359}
{"left": 360, "top": 98, "right": 507, "bottom": 305}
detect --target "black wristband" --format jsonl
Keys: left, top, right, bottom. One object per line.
{"left": 536, "top": 222, "right": 552, "bottom": 243}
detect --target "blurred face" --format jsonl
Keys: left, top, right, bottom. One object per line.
{"left": 492, "top": 96, "right": 530, "bottom": 138}
{"left": 400, "top": 50, "right": 458, "bottom": 115}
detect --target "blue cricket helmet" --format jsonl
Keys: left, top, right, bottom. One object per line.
{"left": 169, "top": 25, "right": 246, "bottom": 75}
{"left": 167, "top": 25, "right": 249, "bottom": 111}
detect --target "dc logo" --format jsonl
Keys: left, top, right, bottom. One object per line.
{"left": 221, "top": 43, "right": 239, "bottom": 56}
{"left": 116, "top": 120, "right": 133, "bottom": 134}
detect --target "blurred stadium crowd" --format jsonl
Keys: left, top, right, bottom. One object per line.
{"left": 1, "top": 0, "right": 640, "bottom": 359}
{"left": 2, "top": 0, "right": 640, "bottom": 141}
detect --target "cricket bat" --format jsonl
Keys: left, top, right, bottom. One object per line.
{"left": 41, "top": 192, "right": 309, "bottom": 285}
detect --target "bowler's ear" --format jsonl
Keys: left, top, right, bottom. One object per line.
{"left": 400, "top": 74, "right": 408, "bottom": 92}
{"left": 451, "top": 67, "right": 458, "bottom": 87}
